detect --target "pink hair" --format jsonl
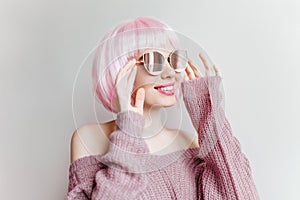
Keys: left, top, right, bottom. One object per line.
{"left": 92, "top": 17, "right": 184, "bottom": 113}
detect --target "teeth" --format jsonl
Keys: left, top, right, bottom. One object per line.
{"left": 159, "top": 86, "right": 174, "bottom": 91}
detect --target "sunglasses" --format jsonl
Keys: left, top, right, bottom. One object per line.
{"left": 136, "top": 50, "right": 188, "bottom": 75}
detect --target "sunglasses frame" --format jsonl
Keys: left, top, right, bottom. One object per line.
{"left": 136, "top": 49, "right": 188, "bottom": 76}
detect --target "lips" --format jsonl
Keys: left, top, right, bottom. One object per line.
{"left": 153, "top": 82, "right": 175, "bottom": 89}
{"left": 153, "top": 82, "right": 175, "bottom": 96}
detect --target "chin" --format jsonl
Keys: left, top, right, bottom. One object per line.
{"left": 143, "top": 87, "right": 179, "bottom": 108}
{"left": 162, "top": 103, "right": 177, "bottom": 108}
{"left": 158, "top": 98, "right": 178, "bottom": 108}
{"left": 144, "top": 97, "right": 177, "bottom": 109}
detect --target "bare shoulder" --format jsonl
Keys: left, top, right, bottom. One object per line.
{"left": 70, "top": 120, "right": 116, "bottom": 164}
{"left": 168, "top": 128, "right": 199, "bottom": 149}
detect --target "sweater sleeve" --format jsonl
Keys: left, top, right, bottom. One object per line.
{"left": 181, "top": 76, "right": 260, "bottom": 200}
{"left": 65, "top": 110, "right": 150, "bottom": 200}
{"left": 65, "top": 155, "right": 104, "bottom": 200}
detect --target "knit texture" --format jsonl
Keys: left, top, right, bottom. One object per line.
{"left": 65, "top": 76, "right": 260, "bottom": 200}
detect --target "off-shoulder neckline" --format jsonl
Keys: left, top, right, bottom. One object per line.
{"left": 69, "top": 146, "right": 201, "bottom": 173}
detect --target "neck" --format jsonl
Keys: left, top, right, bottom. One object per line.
{"left": 142, "top": 105, "right": 165, "bottom": 139}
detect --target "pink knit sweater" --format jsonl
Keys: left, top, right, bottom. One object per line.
{"left": 65, "top": 76, "right": 260, "bottom": 200}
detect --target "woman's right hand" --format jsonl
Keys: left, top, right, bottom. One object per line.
{"left": 185, "top": 53, "right": 222, "bottom": 81}
{"left": 114, "top": 59, "right": 145, "bottom": 116}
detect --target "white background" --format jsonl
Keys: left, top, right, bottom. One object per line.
{"left": 1, "top": 0, "right": 299, "bottom": 199}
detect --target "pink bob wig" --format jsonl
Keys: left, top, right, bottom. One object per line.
{"left": 92, "top": 17, "right": 184, "bottom": 113}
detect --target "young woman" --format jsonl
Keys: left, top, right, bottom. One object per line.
{"left": 65, "top": 17, "right": 260, "bottom": 200}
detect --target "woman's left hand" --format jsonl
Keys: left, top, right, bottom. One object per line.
{"left": 184, "top": 53, "right": 222, "bottom": 81}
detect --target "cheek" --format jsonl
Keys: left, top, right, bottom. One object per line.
{"left": 132, "top": 77, "right": 157, "bottom": 104}
{"left": 133, "top": 71, "right": 157, "bottom": 92}
{"left": 144, "top": 84, "right": 156, "bottom": 96}
{"left": 131, "top": 84, "right": 156, "bottom": 105}
{"left": 176, "top": 72, "right": 184, "bottom": 82}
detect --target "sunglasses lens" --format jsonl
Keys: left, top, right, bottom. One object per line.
{"left": 143, "top": 52, "right": 164, "bottom": 75}
{"left": 169, "top": 50, "right": 188, "bottom": 72}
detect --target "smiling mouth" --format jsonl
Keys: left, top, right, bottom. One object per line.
{"left": 153, "top": 83, "right": 175, "bottom": 96}
{"left": 153, "top": 82, "right": 175, "bottom": 89}
{"left": 154, "top": 85, "right": 174, "bottom": 91}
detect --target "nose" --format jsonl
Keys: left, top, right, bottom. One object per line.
{"left": 160, "top": 61, "right": 175, "bottom": 79}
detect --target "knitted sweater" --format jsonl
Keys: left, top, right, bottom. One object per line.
{"left": 65, "top": 76, "right": 260, "bottom": 200}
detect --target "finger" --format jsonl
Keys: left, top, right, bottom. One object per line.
{"left": 199, "top": 53, "right": 210, "bottom": 76}
{"left": 127, "top": 65, "right": 137, "bottom": 86}
{"left": 213, "top": 65, "right": 222, "bottom": 77}
{"left": 135, "top": 88, "right": 145, "bottom": 112}
{"left": 115, "top": 69, "right": 125, "bottom": 86}
{"left": 184, "top": 67, "right": 191, "bottom": 80}
{"left": 127, "top": 59, "right": 137, "bottom": 76}
{"left": 199, "top": 53, "right": 209, "bottom": 70}
{"left": 185, "top": 64, "right": 195, "bottom": 79}
{"left": 124, "top": 65, "right": 137, "bottom": 103}
{"left": 183, "top": 71, "right": 189, "bottom": 81}
{"left": 124, "top": 59, "right": 137, "bottom": 79}
{"left": 126, "top": 59, "right": 136, "bottom": 71}
{"left": 184, "top": 75, "right": 189, "bottom": 81}
{"left": 115, "top": 59, "right": 136, "bottom": 86}
{"left": 188, "top": 59, "right": 202, "bottom": 78}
